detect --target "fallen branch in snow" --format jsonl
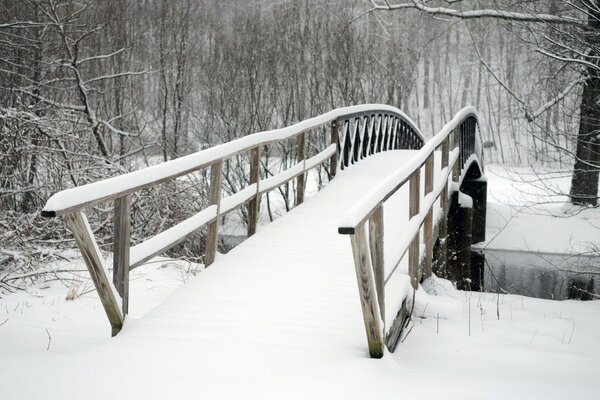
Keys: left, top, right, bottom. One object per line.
{"left": 45, "top": 328, "right": 51, "bottom": 351}
{"left": 0, "top": 318, "right": 8, "bottom": 327}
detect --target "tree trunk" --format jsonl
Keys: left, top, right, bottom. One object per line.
{"left": 570, "top": 4, "right": 600, "bottom": 206}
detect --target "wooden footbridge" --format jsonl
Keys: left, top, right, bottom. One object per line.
{"left": 42, "top": 104, "right": 486, "bottom": 359}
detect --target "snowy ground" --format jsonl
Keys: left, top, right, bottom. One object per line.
{"left": 1, "top": 159, "right": 599, "bottom": 399}
{"left": 480, "top": 165, "right": 600, "bottom": 254}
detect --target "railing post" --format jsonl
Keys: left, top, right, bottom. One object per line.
{"left": 205, "top": 161, "right": 223, "bottom": 267}
{"left": 453, "top": 127, "right": 460, "bottom": 181}
{"left": 248, "top": 147, "right": 260, "bottom": 237}
{"left": 349, "top": 222, "right": 384, "bottom": 358}
{"left": 369, "top": 205, "right": 385, "bottom": 322}
{"left": 436, "top": 137, "right": 450, "bottom": 273}
{"left": 296, "top": 132, "right": 306, "bottom": 206}
{"left": 409, "top": 169, "right": 421, "bottom": 289}
{"left": 423, "top": 155, "right": 434, "bottom": 278}
{"left": 113, "top": 195, "right": 131, "bottom": 316}
{"left": 65, "top": 211, "right": 123, "bottom": 336}
{"left": 329, "top": 121, "right": 337, "bottom": 179}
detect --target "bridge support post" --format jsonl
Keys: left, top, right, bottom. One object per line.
{"left": 113, "top": 195, "right": 131, "bottom": 316}
{"left": 460, "top": 178, "right": 487, "bottom": 244}
{"left": 446, "top": 191, "right": 473, "bottom": 291}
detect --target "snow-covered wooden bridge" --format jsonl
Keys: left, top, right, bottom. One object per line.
{"left": 42, "top": 104, "right": 486, "bottom": 361}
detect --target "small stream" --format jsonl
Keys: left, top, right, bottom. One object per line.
{"left": 473, "top": 248, "right": 599, "bottom": 300}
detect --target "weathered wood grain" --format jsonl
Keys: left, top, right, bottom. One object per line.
{"left": 368, "top": 206, "right": 385, "bottom": 322}
{"left": 66, "top": 211, "right": 123, "bottom": 336}
{"left": 113, "top": 195, "right": 130, "bottom": 315}
{"left": 349, "top": 224, "right": 384, "bottom": 358}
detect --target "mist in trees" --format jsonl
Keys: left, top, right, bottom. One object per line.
{"left": 1, "top": 0, "right": 598, "bottom": 256}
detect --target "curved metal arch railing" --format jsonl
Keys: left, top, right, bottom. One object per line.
{"left": 335, "top": 109, "right": 425, "bottom": 170}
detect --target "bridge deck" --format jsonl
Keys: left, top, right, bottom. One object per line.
{"left": 12, "top": 150, "right": 446, "bottom": 399}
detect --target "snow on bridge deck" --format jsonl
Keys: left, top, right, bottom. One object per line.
{"left": 3, "top": 150, "right": 599, "bottom": 400}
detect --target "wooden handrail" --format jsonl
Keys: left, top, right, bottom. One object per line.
{"left": 339, "top": 107, "right": 483, "bottom": 358}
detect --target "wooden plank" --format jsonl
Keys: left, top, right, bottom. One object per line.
{"left": 205, "top": 161, "right": 223, "bottom": 267}
{"left": 408, "top": 169, "right": 420, "bottom": 289}
{"left": 349, "top": 223, "right": 384, "bottom": 359}
{"left": 113, "top": 195, "right": 130, "bottom": 316}
{"left": 423, "top": 155, "right": 434, "bottom": 278}
{"left": 65, "top": 211, "right": 123, "bottom": 336}
{"left": 329, "top": 121, "right": 337, "bottom": 178}
{"left": 368, "top": 206, "right": 385, "bottom": 322}
{"left": 385, "top": 298, "right": 407, "bottom": 352}
{"left": 296, "top": 132, "right": 306, "bottom": 206}
{"left": 247, "top": 146, "right": 260, "bottom": 237}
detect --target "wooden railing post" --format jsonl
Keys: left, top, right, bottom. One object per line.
{"left": 409, "top": 169, "right": 421, "bottom": 289}
{"left": 248, "top": 147, "right": 260, "bottom": 237}
{"left": 66, "top": 211, "right": 123, "bottom": 336}
{"left": 113, "top": 195, "right": 131, "bottom": 316}
{"left": 329, "top": 121, "right": 338, "bottom": 179}
{"left": 349, "top": 223, "right": 384, "bottom": 358}
{"left": 453, "top": 127, "right": 460, "bottom": 181}
{"left": 205, "top": 161, "right": 223, "bottom": 266}
{"left": 296, "top": 132, "right": 306, "bottom": 206}
{"left": 423, "top": 155, "right": 434, "bottom": 278}
{"left": 369, "top": 205, "right": 385, "bottom": 322}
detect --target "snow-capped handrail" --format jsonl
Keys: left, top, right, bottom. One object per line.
{"left": 41, "top": 104, "right": 419, "bottom": 217}
{"left": 40, "top": 104, "right": 426, "bottom": 338}
{"left": 339, "top": 107, "right": 484, "bottom": 358}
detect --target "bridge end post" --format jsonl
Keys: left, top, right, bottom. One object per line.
{"left": 349, "top": 223, "right": 384, "bottom": 359}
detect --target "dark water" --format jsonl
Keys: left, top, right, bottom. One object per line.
{"left": 473, "top": 249, "right": 599, "bottom": 300}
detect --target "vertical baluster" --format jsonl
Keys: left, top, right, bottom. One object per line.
{"left": 248, "top": 147, "right": 260, "bottom": 237}
{"left": 423, "top": 155, "right": 434, "bottom": 278}
{"left": 113, "top": 195, "right": 131, "bottom": 316}
{"left": 205, "top": 161, "right": 223, "bottom": 266}
{"left": 330, "top": 121, "right": 338, "bottom": 177}
{"left": 409, "top": 169, "right": 421, "bottom": 289}
{"left": 296, "top": 132, "right": 306, "bottom": 206}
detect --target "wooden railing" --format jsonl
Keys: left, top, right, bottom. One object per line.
{"left": 42, "top": 104, "right": 425, "bottom": 336}
{"left": 338, "top": 107, "right": 482, "bottom": 358}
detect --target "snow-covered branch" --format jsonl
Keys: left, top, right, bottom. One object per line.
{"left": 369, "top": 1, "right": 584, "bottom": 25}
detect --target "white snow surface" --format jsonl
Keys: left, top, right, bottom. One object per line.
{"left": 3, "top": 153, "right": 600, "bottom": 399}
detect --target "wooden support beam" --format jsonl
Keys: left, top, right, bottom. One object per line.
{"left": 296, "top": 132, "right": 306, "bottom": 206}
{"left": 65, "top": 211, "right": 123, "bottom": 336}
{"left": 248, "top": 147, "right": 260, "bottom": 237}
{"left": 408, "top": 169, "right": 420, "bottom": 289}
{"left": 349, "top": 223, "right": 384, "bottom": 358}
{"left": 368, "top": 206, "right": 385, "bottom": 322}
{"left": 423, "top": 154, "right": 434, "bottom": 279}
{"left": 329, "top": 121, "right": 338, "bottom": 179}
{"left": 205, "top": 161, "right": 223, "bottom": 267}
{"left": 113, "top": 195, "right": 130, "bottom": 316}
